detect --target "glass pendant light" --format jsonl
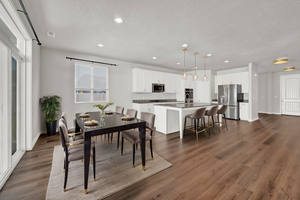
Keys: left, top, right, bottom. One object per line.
{"left": 181, "top": 48, "right": 188, "bottom": 80}
{"left": 203, "top": 55, "right": 208, "bottom": 82}
{"left": 192, "top": 52, "right": 198, "bottom": 81}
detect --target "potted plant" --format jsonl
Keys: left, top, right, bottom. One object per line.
{"left": 40, "top": 95, "right": 61, "bottom": 136}
{"left": 93, "top": 102, "right": 114, "bottom": 118}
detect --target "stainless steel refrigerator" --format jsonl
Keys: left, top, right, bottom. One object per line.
{"left": 218, "top": 84, "right": 242, "bottom": 119}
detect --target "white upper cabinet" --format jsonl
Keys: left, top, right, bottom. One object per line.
{"left": 132, "top": 68, "right": 152, "bottom": 93}
{"left": 214, "top": 72, "right": 249, "bottom": 93}
{"left": 241, "top": 72, "right": 249, "bottom": 93}
{"left": 132, "top": 68, "right": 180, "bottom": 93}
{"left": 183, "top": 75, "right": 194, "bottom": 89}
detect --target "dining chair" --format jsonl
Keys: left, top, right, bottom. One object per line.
{"left": 117, "top": 109, "right": 138, "bottom": 150}
{"left": 58, "top": 119, "right": 96, "bottom": 192}
{"left": 61, "top": 113, "right": 83, "bottom": 141}
{"left": 205, "top": 105, "right": 219, "bottom": 137}
{"left": 121, "top": 112, "right": 155, "bottom": 168}
{"left": 183, "top": 107, "right": 208, "bottom": 139}
{"left": 107, "top": 106, "right": 125, "bottom": 143}
{"left": 215, "top": 105, "right": 228, "bottom": 132}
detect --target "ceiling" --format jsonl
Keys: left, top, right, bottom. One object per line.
{"left": 11, "top": 0, "right": 300, "bottom": 73}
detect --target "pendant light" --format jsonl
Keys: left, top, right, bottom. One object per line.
{"left": 181, "top": 48, "right": 188, "bottom": 80}
{"left": 203, "top": 55, "right": 208, "bottom": 82}
{"left": 192, "top": 52, "right": 198, "bottom": 81}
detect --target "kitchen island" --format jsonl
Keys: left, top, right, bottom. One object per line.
{"left": 154, "top": 103, "right": 221, "bottom": 139}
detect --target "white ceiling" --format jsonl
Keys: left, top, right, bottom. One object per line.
{"left": 12, "top": 0, "right": 300, "bottom": 73}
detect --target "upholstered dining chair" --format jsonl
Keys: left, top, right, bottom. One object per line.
{"left": 215, "top": 105, "right": 228, "bottom": 132}
{"left": 59, "top": 119, "right": 96, "bottom": 192}
{"left": 183, "top": 107, "right": 208, "bottom": 139}
{"left": 107, "top": 106, "right": 125, "bottom": 143}
{"left": 205, "top": 105, "right": 219, "bottom": 137}
{"left": 121, "top": 112, "right": 155, "bottom": 168}
{"left": 61, "top": 112, "right": 83, "bottom": 141}
{"left": 116, "top": 109, "right": 138, "bottom": 150}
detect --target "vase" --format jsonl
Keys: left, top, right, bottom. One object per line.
{"left": 100, "top": 109, "right": 106, "bottom": 118}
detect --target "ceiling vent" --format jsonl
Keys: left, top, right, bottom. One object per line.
{"left": 47, "top": 31, "right": 55, "bottom": 38}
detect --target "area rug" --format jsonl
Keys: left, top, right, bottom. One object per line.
{"left": 46, "top": 138, "right": 172, "bottom": 200}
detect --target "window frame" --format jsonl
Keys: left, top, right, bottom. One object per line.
{"left": 74, "top": 62, "right": 109, "bottom": 103}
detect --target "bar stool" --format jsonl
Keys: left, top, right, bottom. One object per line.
{"left": 215, "top": 105, "right": 228, "bottom": 132}
{"left": 183, "top": 107, "right": 208, "bottom": 139}
{"left": 205, "top": 105, "right": 219, "bottom": 137}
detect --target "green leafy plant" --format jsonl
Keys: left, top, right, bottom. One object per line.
{"left": 93, "top": 102, "right": 114, "bottom": 111}
{"left": 40, "top": 95, "right": 61, "bottom": 122}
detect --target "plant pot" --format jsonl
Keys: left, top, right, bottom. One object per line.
{"left": 46, "top": 120, "right": 57, "bottom": 136}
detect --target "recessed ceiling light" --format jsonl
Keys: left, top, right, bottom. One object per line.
{"left": 274, "top": 58, "right": 288, "bottom": 64}
{"left": 152, "top": 57, "right": 157, "bottom": 60}
{"left": 182, "top": 44, "right": 188, "bottom": 47}
{"left": 177, "top": 63, "right": 180, "bottom": 65}
{"left": 114, "top": 18, "right": 123, "bottom": 23}
{"left": 47, "top": 31, "right": 55, "bottom": 38}
{"left": 224, "top": 60, "right": 229, "bottom": 63}
{"left": 97, "top": 44, "right": 104, "bottom": 47}
{"left": 284, "top": 66, "right": 295, "bottom": 71}
{"left": 207, "top": 54, "right": 212, "bottom": 57}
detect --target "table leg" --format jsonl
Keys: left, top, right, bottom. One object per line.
{"left": 84, "top": 132, "right": 91, "bottom": 195}
{"left": 179, "top": 109, "right": 183, "bottom": 139}
{"left": 139, "top": 123, "right": 146, "bottom": 171}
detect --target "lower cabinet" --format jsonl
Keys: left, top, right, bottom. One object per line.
{"left": 132, "top": 103, "right": 154, "bottom": 119}
{"left": 239, "top": 102, "right": 249, "bottom": 121}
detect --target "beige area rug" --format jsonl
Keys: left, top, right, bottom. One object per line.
{"left": 46, "top": 138, "right": 172, "bottom": 200}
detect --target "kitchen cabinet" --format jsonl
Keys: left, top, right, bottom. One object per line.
{"left": 241, "top": 72, "right": 249, "bottom": 93}
{"left": 132, "top": 68, "right": 152, "bottom": 93}
{"left": 152, "top": 71, "right": 164, "bottom": 84}
{"left": 195, "top": 81, "right": 210, "bottom": 103}
{"left": 239, "top": 102, "right": 249, "bottom": 120}
{"left": 165, "top": 73, "right": 176, "bottom": 93}
{"left": 214, "top": 72, "right": 249, "bottom": 93}
{"left": 183, "top": 75, "right": 194, "bottom": 89}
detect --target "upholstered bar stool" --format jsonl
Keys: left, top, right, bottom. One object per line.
{"left": 183, "top": 107, "right": 208, "bottom": 139}
{"left": 117, "top": 109, "right": 138, "bottom": 150}
{"left": 121, "top": 112, "right": 155, "bottom": 168}
{"left": 214, "top": 105, "right": 228, "bottom": 132}
{"left": 204, "top": 105, "right": 219, "bottom": 137}
{"left": 58, "top": 119, "right": 96, "bottom": 192}
{"left": 106, "top": 106, "right": 125, "bottom": 142}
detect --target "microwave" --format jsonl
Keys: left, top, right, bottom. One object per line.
{"left": 152, "top": 83, "right": 165, "bottom": 93}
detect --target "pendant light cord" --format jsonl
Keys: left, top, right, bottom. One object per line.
{"left": 195, "top": 53, "right": 197, "bottom": 74}
{"left": 184, "top": 50, "right": 186, "bottom": 72}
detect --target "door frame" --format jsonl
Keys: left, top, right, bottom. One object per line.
{"left": 280, "top": 73, "right": 300, "bottom": 116}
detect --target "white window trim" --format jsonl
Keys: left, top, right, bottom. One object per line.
{"left": 74, "top": 62, "right": 109, "bottom": 103}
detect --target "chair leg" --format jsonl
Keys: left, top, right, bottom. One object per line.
{"left": 93, "top": 147, "right": 96, "bottom": 182}
{"left": 63, "top": 158, "right": 65, "bottom": 173}
{"left": 183, "top": 117, "right": 187, "bottom": 136}
{"left": 107, "top": 133, "right": 110, "bottom": 143}
{"left": 117, "top": 132, "right": 120, "bottom": 151}
{"left": 132, "top": 144, "right": 135, "bottom": 168}
{"left": 218, "top": 114, "right": 221, "bottom": 133}
{"left": 212, "top": 116, "right": 215, "bottom": 126}
{"left": 111, "top": 132, "right": 113, "bottom": 144}
{"left": 121, "top": 137, "right": 124, "bottom": 156}
{"left": 63, "top": 159, "right": 68, "bottom": 192}
{"left": 136, "top": 143, "right": 138, "bottom": 150}
{"left": 150, "top": 140, "right": 154, "bottom": 160}
{"left": 224, "top": 114, "right": 228, "bottom": 130}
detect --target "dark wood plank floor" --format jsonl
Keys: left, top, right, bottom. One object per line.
{"left": 1, "top": 114, "right": 300, "bottom": 200}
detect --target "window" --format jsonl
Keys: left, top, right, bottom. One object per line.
{"left": 75, "top": 63, "right": 109, "bottom": 103}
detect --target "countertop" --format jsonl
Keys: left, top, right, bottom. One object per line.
{"left": 154, "top": 103, "right": 215, "bottom": 108}
{"left": 133, "top": 99, "right": 183, "bottom": 104}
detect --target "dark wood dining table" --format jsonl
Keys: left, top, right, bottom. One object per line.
{"left": 75, "top": 111, "right": 147, "bottom": 195}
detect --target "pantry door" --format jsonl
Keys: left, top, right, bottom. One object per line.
{"left": 281, "top": 74, "right": 300, "bottom": 116}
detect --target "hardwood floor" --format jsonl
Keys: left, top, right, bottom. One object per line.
{"left": 1, "top": 114, "right": 300, "bottom": 200}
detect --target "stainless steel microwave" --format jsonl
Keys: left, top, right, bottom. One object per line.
{"left": 152, "top": 83, "right": 165, "bottom": 93}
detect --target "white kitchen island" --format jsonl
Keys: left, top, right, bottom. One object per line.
{"left": 154, "top": 103, "right": 221, "bottom": 139}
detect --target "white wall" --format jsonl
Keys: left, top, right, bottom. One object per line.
{"left": 40, "top": 47, "right": 180, "bottom": 131}
{"left": 258, "top": 73, "right": 268, "bottom": 113}
{"left": 249, "top": 63, "right": 258, "bottom": 121}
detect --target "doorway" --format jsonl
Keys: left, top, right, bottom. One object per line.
{"left": 281, "top": 74, "right": 300, "bottom": 116}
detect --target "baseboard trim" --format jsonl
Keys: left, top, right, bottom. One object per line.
{"left": 272, "top": 113, "right": 281, "bottom": 115}
{"left": 248, "top": 117, "right": 259, "bottom": 122}
{"left": 27, "top": 132, "right": 41, "bottom": 151}
{"left": 258, "top": 111, "right": 268, "bottom": 114}
{"left": 0, "top": 150, "right": 25, "bottom": 190}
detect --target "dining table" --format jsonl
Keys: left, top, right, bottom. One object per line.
{"left": 75, "top": 111, "right": 147, "bottom": 195}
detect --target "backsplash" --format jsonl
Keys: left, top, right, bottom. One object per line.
{"left": 132, "top": 93, "right": 176, "bottom": 100}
